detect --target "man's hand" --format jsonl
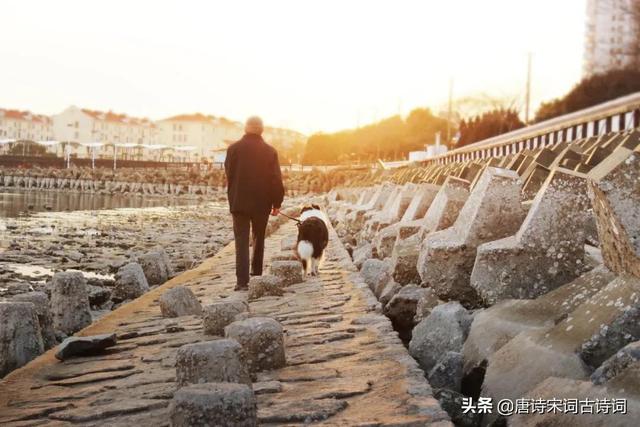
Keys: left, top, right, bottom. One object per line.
{"left": 270, "top": 208, "right": 280, "bottom": 217}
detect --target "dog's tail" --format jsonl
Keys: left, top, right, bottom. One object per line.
{"left": 297, "top": 240, "right": 314, "bottom": 261}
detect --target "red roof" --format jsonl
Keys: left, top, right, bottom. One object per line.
{"left": 160, "top": 113, "right": 216, "bottom": 123}
{"left": 81, "top": 109, "right": 153, "bottom": 126}
{"left": 0, "top": 108, "right": 51, "bottom": 124}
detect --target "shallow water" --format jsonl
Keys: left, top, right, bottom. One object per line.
{"left": 4, "top": 263, "right": 113, "bottom": 282}
{"left": 0, "top": 189, "right": 199, "bottom": 218}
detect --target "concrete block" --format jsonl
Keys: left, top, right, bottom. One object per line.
{"left": 418, "top": 167, "right": 525, "bottom": 306}
{"left": 472, "top": 168, "right": 591, "bottom": 304}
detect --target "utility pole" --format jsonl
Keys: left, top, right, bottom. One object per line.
{"left": 446, "top": 77, "right": 454, "bottom": 145}
{"left": 525, "top": 52, "right": 532, "bottom": 123}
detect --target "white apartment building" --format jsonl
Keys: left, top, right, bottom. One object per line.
{"left": 157, "top": 114, "right": 306, "bottom": 163}
{"left": 52, "top": 106, "right": 159, "bottom": 160}
{"left": 0, "top": 109, "right": 54, "bottom": 142}
{"left": 584, "top": 0, "right": 639, "bottom": 76}
{"left": 157, "top": 114, "right": 242, "bottom": 161}
{"left": 1, "top": 105, "right": 305, "bottom": 162}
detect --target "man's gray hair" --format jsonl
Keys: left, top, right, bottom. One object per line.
{"left": 245, "top": 116, "right": 264, "bottom": 135}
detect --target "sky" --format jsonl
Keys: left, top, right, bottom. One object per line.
{"left": 1, "top": 0, "right": 587, "bottom": 134}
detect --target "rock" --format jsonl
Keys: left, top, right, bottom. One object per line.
{"left": 137, "top": 249, "right": 173, "bottom": 286}
{"left": 400, "top": 183, "right": 442, "bottom": 223}
{"left": 49, "top": 271, "right": 92, "bottom": 335}
{"left": 159, "top": 286, "right": 202, "bottom": 318}
{"left": 428, "top": 351, "right": 463, "bottom": 392}
{"left": 225, "top": 317, "right": 286, "bottom": 372}
{"left": 202, "top": 300, "right": 248, "bottom": 336}
{"left": 373, "top": 226, "right": 403, "bottom": 260}
{"left": 346, "top": 183, "right": 395, "bottom": 234}
{"left": 271, "top": 251, "right": 298, "bottom": 262}
{"left": 280, "top": 235, "right": 297, "bottom": 251}
{"left": 509, "top": 376, "right": 635, "bottom": 427}
{"left": 384, "top": 284, "right": 428, "bottom": 340}
{"left": 580, "top": 302, "right": 640, "bottom": 370}
{"left": 360, "top": 258, "right": 392, "bottom": 296}
{"left": 112, "top": 262, "right": 149, "bottom": 302}
{"left": 481, "top": 275, "right": 640, "bottom": 410}
{"left": 65, "top": 250, "right": 84, "bottom": 262}
{"left": 253, "top": 381, "right": 283, "bottom": 395}
{"left": 433, "top": 388, "right": 482, "bottom": 427}
{"left": 0, "top": 302, "right": 44, "bottom": 377}
{"left": 409, "top": 302, "right": 472, "bottom": 373}
{"left": 270, "top": 261, "right": 303, "bottom": 286}
{"left": 362, "top": 183, "right": 416, "bottom": 240}
{"left": 169, "top": 383, "right": 257, "bottom": 427}
{"left": 462, "top": 266, "right": 615, "bottom": 378}
{"left": 588, "top": 145, "right": 640, "bottom": 278}
{"left": 390, "top": 234, "right": 422, "bottom": 286}
{"left": 12, "top": 291, "right": 57, "bottom": 350}
{"left": 378, "top": 280, "right": 401, "bottom": 306}
{"left": 87, "top": 285, "right": 112, "bottom": 307}
{"left": 379, "top": 176, "right": 469, "bottom": 268}
{"left": 591, "top": 340, "right": 640, "bottom": 385}
{"left": 418, "top": 167, "right": 526, "bottom": 307}
{"left": 471, "top": 168, "right": 591, "bottom": 304}
{"left": 248, "top": 275, "right": 284, "bottom": 300}
{"left": 54, "top": 333, "right": 117, "bottom": 361}
{"left": 351, "top": 242, "right": 373, "bottom": 269}
{"left": 413, "top": 287, "right": 441, "bottom": 323}
{"left": 420, "top": 176, "right": 470, "bottom": 235}
{"left": 175, "top": 339, "right": 251, "bottom": 386}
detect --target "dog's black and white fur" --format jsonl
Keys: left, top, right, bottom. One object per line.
{"left": 296, "top": 204, "right": 329, "bottom": 276}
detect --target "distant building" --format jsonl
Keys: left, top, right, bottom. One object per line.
{"left": 262, "top": 126, "right": 306, "bottom": 150}
{"left": 52, "top": 106, "right": 159, "bottom": 160}
{"left": 157, "top": 114, "right": 305, "bottom": 162}
{"left": 1, "top": 105, "right": 305, "bottom": 162}
{"left": 584, "top": 0, "right": 639, "bottom": 76}
{"left": 157, "top": 113, "right": 241, "bottom": 161}
{"left": 0, "top": 108, "right": 53, "bottom": 142}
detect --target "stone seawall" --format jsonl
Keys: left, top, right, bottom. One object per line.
{"left": 328, "top": 129, "right": 640, "bottom": 426}
{"left": 1, "top": 175, "right": 219, "bottom": 197}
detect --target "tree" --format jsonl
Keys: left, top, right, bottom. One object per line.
{"left": 405, "top": 108, "right": 450, "bottom": 151}
{"left": 534, "top": 68, "right": 640, "bottom": 123}
{"left": 302, "top": 108, "right": 452, "bottom": 165}
{"left": 8, "top": 140, "right": 48, "bottom": 156}
{"left": 457, "top": 108, "right": 524, "bottom": 147}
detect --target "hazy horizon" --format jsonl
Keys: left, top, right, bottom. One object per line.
{"left": 1, "top": 0, "right": 586, "bottom": 134}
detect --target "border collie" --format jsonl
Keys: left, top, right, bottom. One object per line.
{"left": 296, "top": 204, "right": 329, "bottom": 276}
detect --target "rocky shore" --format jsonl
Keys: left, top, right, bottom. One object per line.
{"left": 0, "top": 164, "right": 373, "bottom": 196}
{"left": 0, "top": 195, "right": 233, "bottom": 311}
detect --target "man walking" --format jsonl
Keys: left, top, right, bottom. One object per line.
{"left": 225, "top": 116, "right": 285, "bottom": 290}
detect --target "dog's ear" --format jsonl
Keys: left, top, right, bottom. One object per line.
{"left": 312, "top": 204, "right": 320, "bottom": 210}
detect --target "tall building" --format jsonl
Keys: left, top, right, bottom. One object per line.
{"left": 584, "top": 0, "right": 639, "bottom": 76}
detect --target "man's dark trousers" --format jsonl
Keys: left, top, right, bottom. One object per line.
{"left": 232, "top": 210, "right": 270, "bottom": 287}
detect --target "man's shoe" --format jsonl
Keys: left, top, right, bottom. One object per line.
{"left": 234, "top": 283, "right": 248, "bottom": 291}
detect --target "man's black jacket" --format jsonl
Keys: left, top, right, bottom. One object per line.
{"left": 224, "top": 133, "right": 285, "bottom": 215}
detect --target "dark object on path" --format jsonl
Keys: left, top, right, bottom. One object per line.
{"left": 55, "top": 333, "right": 117, "bottom": 361}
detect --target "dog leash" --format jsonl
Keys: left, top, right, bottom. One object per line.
{"left": 279, "top": 211, "right": 302, "bottom": 225}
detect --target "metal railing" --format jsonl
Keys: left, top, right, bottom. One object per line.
{"left": 421, "top": 91, "right": 640, "bottom": 166}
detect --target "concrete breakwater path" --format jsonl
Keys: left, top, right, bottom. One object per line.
{"left": 0, "top": 220, "right": 450, "bottom": 426}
